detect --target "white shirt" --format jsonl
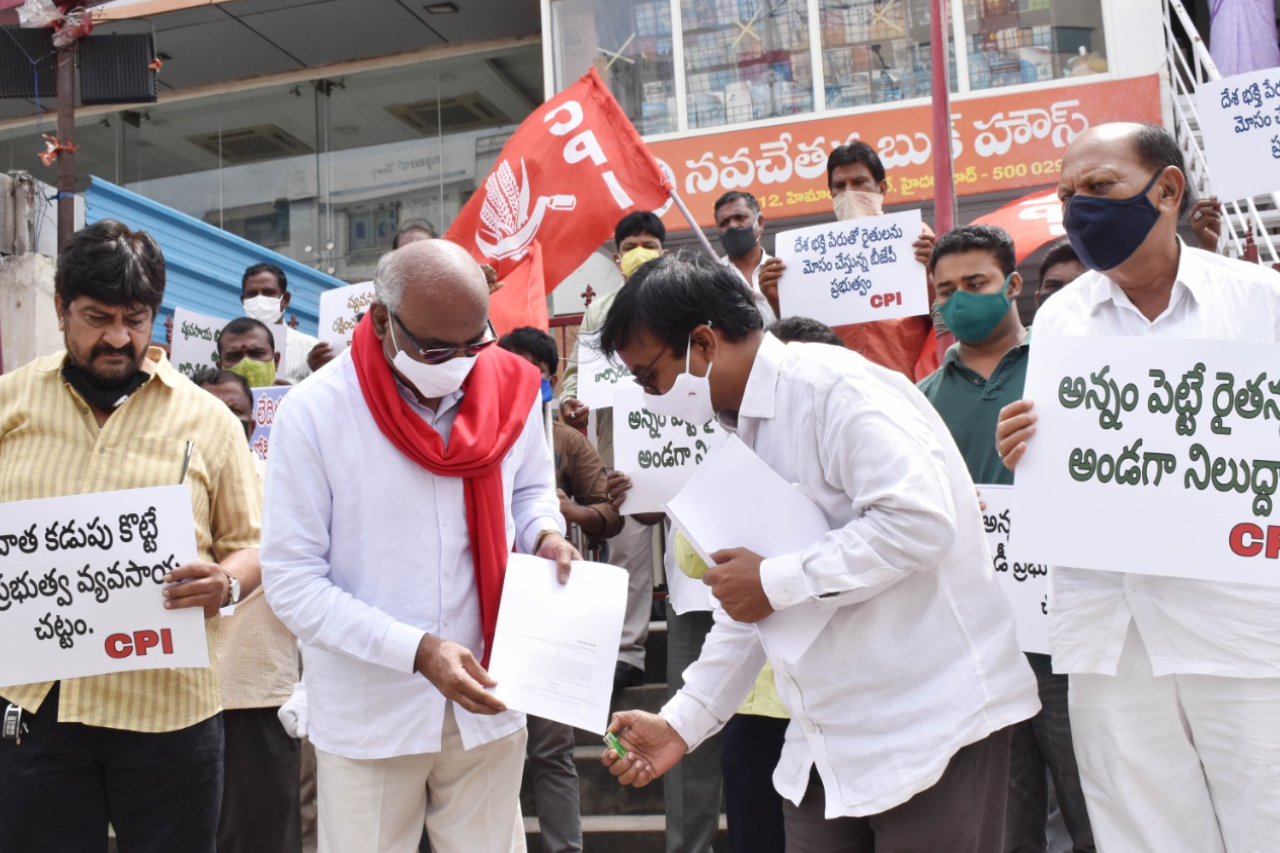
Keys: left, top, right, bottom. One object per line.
{"left": 1032, "top": 243, "right": 1280, "bottom": 678}
{"left": 282, "top": 328, "right": 319, "bottom": 384}
{"left": 261, "top": 349, "right": 563, "bottom": 759}
{"left": 662, "top": 335, "right": 1039, "bottom": 818}
{"left": 721, "top": 248, "right": 780, "bottom": 325}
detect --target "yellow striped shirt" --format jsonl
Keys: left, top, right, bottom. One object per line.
{"left": 0, "top": 347, "right": 262, "bottom": 732}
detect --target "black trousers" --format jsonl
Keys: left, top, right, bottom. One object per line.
{"left": 218, "top": 706, "right": 302, "bottom": 853}
{"left": 0, "top": 682, "right": 224, "bottom": 853}
{"left": 722, "top": 714, "right": 789, "bottom": 853}
{"left": 783, "top": 726, "right": 1013, "bottom": 853}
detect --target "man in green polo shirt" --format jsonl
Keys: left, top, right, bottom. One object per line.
{"left": 917, "top": 224, "right": 1095, "bottom": 853}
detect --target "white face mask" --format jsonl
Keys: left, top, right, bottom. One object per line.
{"left": 642, "top": 336, "right": 715, "bottom": 425}
{"left": 243, "top": 295, "right": 284, "bottom": 324}
{"left": 389, "top": 321, "right": 477, "bottom": 399}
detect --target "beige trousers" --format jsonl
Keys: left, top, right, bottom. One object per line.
{"left": 315, "top": 706, "right": 527, "bottom": 853}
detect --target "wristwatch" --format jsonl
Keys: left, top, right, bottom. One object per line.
{"left": 534, "top": 528, "right": 561, "bottom": 553}
{"left": 221, "top": 570, "right": 241, "bottom": 607}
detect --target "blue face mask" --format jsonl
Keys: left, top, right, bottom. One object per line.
{"left": 541, "top": 377, "right": 554, "bottom": 404}
{"left": 937, "top": 273, "right": 1014, "bottom": 345}
{"left": 1063, "top": 169, "right": 1164, "bottom": 272}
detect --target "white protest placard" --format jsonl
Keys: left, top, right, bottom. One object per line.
{"left": 0, "top": 485, "right": 209, "bottom": 685}
{"left": 775, "top": 209, "right": 928, "bottom": 327}
{"left": 1196, "top": 68, "right": 1280, "bottom": 203}
{"left": 317, "top": 281, "right": 375, "bottom": 351}
{"left": 978, "top": 485, "right": 1049, "bottom": 655}
{"left": 250, "top": 386, "right": 290, "bottom": 462}
{"left": 575, "top": 332, "right": 633, "bottom": 410}
{"left": 665, "top": 435, "right": 834, "bottom": 662}
{"left": 610, "top": 386, "right": 726, "bottom": 515}
{"left": 1015, "top": 334, "right": 1280, "bottom": 586}
{"left": 487, "top": 555, "right": 627, "bottom": 733}
{"left": 171, "top": 308, "right": 288, "bottom": 378}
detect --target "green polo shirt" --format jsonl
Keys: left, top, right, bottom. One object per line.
{"left": 917, "top": 331, "right": 1031, "bottom": 486}
{"left": 918, "top": 331, "right": 1049, "bottom": 671}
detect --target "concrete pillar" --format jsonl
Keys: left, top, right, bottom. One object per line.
{"left": 0, "top": 253, "right": 62, "bottom": 374}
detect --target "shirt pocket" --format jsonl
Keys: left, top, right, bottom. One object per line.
{"left": 121, "top": 436, "right": 214, "bottom": 546}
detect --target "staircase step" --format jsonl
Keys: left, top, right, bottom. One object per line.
{"left": 523, "top": 814, "right": 730, "bottom": 853}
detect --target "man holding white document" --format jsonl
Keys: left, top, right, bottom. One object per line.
{"left": 598, "top": 253, "right": 1039, "bottom": 851}
{"left": 262, "top": 239, "right": 578, "bottom": 853}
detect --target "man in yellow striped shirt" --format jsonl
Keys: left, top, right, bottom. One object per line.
{"left": 0, "top": 220, "right": 262, "bottom": 853}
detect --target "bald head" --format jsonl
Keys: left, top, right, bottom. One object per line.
{"left": 1061, "top": 122, "right": 1189, "bottom": 217}
{"left": 374, "top": 239, "right": 488, "bottom": 316}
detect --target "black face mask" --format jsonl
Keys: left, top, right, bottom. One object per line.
{"left": 718, "top": 222, "right": 759, "bottom": 259}
{"left": 62, "top": 363, "right": 149, "bottom": 413}
{"left": 1063, "top": 170, "right": 1164, "bottom": 272}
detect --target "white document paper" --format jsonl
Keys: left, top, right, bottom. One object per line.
{"left": 775, "top": 209, "right": 928, "bottom": 327}
{"left": 976, "top": 485, "right": 1050, "bottom": 655}
{"left": 1196, "top": 68, "right": 1280, "bottom": 203}
{"left": 171, "top": 307, "right": 287, "bottom": 378}
{"left": 487, "top": 555, "right": 627, "bottom": 733}
{"left": 610, "top": 386, "right": 726, "bottom": 514}
{"left": 575, "top": 332, "right": 633, "bottom": 410}
{"left": 0, "top": 485, "right": 209, "bottom": 685}
{"left": 317, "top": 281, "right": 376, "bottom": 351}
{"left": 665, "top": 435, "right": 834, "bottom": 663}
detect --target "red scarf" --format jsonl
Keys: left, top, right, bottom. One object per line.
{"left": 351, "top": 313, "right": 539, "bottom": 666}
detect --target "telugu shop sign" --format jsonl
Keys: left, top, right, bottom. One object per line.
{"left": 648, "top": 75, "right": 1162, "bottom": 230}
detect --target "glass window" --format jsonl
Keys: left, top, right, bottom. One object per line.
{"left": 549, "top": 0, "right": 678, "bottom": 136}
{"left": 963, "top": 0, "right": 1107, "bottom": 92}
{"left": 820, "top": 0, "right": 956, "bottom": 109}
{"left": 681, "top": 0, "right": 813, "bottom": 130}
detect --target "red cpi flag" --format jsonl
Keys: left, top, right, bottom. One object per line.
{"left": 446, "top": 69, "right": 671, "bottom": 331}
{"left": 971, "top": 186, "right": 1065, "bottom": 263}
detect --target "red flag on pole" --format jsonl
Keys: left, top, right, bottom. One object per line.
{"left": 446, "top": 68, "right": 670, "bottom": 331}
{"left": 488, "top": 240, "right": 549, "bottom": 335}
{"left": 971, "top": 186, "right": 1065, "bottom": 263}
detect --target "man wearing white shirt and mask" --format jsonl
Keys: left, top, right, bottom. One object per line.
{"left": 261, "top": 239, "right": 578, "bottom": 853}
{"left": 599, "top": 253, "right": 1039, "bottom": 851}
{"left": 997, "top": 122, "right": 1280, "bottom": 853}
{"left": 240, "top": 262, "right": 334, "bottom": 384}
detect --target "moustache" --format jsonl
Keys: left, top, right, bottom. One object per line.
{"left": 90, "top": 343, "right": 137, "bottom": 362}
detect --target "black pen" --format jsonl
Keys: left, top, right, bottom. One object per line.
{"left": 179, "top": 440, "right": 194, "bottom": 484}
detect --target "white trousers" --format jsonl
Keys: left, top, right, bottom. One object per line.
{"left": 1069, "top": 621, "right": 1280, "bottom": 853}
{"left": 315, "top": 706, "right": 528, "bottom": 853}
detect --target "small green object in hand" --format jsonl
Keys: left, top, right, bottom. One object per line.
{"left": 603, "top": 731, "right": 627, "bottom": 758}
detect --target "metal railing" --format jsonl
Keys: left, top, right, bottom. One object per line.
{"left": 1163, "top": 0, "right": 1280, "bottom": 263}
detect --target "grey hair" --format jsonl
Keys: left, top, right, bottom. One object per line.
{"left": 372, "top": 250, "right": 407, "bottom": 315}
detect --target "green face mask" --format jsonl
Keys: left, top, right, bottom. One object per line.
{"left": 936, "top": 273, "right": 1014, "bottom": 344}
{"left": 226, "top": 357, "right": 277, "bottom": 388}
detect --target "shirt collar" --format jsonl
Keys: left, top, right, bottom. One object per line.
{"left": 942, "top": 326, "right": 1032, "bottom": 369}
{"left": 736, "top": 333, "right": 783, "bottom": 421}
{"left": 720, "top": 247, "right": 771, "bottom": 283}
{"left": 1084, "top": 238, "right": 1204, "bottom": 315}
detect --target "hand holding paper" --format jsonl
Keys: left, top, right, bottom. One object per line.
{"left": 704, "top": 547, "right": 773, "bottom": 623}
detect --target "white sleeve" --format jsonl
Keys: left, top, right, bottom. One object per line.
{"left": 660, "top": 605, "right": 768, "bottom": 751}
{"left": 758, "top": 377, "right": 958, "bottom": 610}
{"left": 511, "top": 398, "right": 566, "bottom": 554}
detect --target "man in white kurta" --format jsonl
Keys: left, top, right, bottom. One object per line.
{"left": 262, "top": 241, "right": 573, "bottom": 853}
{"left": 596, "top": 253, "right": 1039, "bottom": 851}
{"left": 998, "top": 122, "right": 1280, "bottom": 853}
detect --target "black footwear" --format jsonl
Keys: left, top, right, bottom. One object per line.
{"left": 612, "top": 661, "right": 644, "bottom": 695}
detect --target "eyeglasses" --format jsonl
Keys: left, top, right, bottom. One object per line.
{"left": 392, "top": 313, "right": 497, "bottom": 364}
{"left": 630, "top": 348, "right": 670, "bottom": 395}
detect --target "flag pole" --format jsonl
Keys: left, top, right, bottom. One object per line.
{"left": 667, "top": 187, "right": 720, "bottom": 261}
{"left": 929, "top": 0, "right": 957, "bottom": 234}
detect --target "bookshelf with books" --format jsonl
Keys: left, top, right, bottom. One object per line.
{"left": 964, "top": 0, "right": 1106, "bottom": 91}
{"left": 819, "top": 0, "right": 957, "bottom": 109}
{"left": 680, "top": 0, "right": 814, "bottom": 129}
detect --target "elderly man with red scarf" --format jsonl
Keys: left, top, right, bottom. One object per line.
{"left": 262, "top": 239, "right": 577, "bottom": 853}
